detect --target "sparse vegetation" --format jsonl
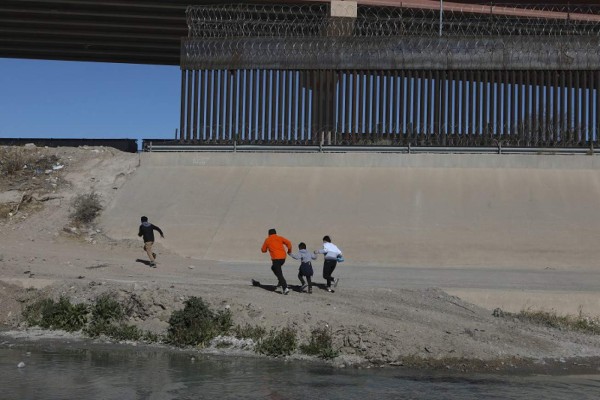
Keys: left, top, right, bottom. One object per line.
{"left": 232, "top": 323, "right": 267, "bottom": 342}
{"left": 23, "top": 297, "right": 88, "bottom": 332}
{"left": 513, "top": 308, "right": 600, "bottom": 335}
{"left": 255, "top": 327, "right": 297, "bottom": 357}
{"left": 70, "top": 192, "right": 102, "bottom": 225}
{"left": 23, "top": 294, "right": 158, "bottom": 341}
{"left": 167, "top": 296, "right": 233, "bottom": 347}
{"left": 299, "top": 327, "right": 339, "bottom": 360}
{"left": 0, "top": 147, "right": 31, "bottom": 175}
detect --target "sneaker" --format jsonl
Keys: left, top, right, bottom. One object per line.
{"left": 251, "top": 279, "right": 260, "bottom": 287}
{"left": 308, "top": 287, "right": 312, "bottom": 294}
{"left": 152, "top": 253, "right": 157, "bottom": 260}
{"left": 333, "top": 278, "right": 340, "bottom": 288}
{"left": 283, "top": 288, "right": 290, "bottom": 295}
{"left": 327, "top": 287, "right": 334, "bottom": 293}
{"left": 150, "top": 262, "right": 156, "bottom": 268}
{"left": 300, "top": 284, "right": 308, "bottom": 292}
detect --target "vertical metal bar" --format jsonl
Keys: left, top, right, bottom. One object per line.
{"left": 206, "top": 69, "right": 217, "bottom": 141}
{"left": 544, "top": 70, "right": 550, "bottom": 145}
{"left": 587, "top": 71, "right": 594, "bottom": 144}
{"left": 474, "top": 70, "right": 481, "bottom": 138}
{"left": 575, "top": 70, "right": 581, "bottom": 144}
{"left": 226, "top": 71, "right": 232, "bottom": 142}
{"left": 418, "top": 70, "right": 424, "bottom": 137}
{"left": 185, "top": 70, "right": 192, "bottom": 141}
{"left": 469, "top": 71, "right": 475, "bottom": 138}
{"left": 448, "top": 70, "right": 458, "bottom": 136}
{"left": 319, "top": 70, "right": 326, "bottom": 142}
{"left": 532, "top": 70, "right": 539, "bottom": 144}
{"left": 489, "top": 70, "right": 496, "bottom": 138}
{"left": 179, "top": 70, "right": 186, "bottom": 141}
{"left": 192, "top": 70, "right": 199, "bottom": 141}
{"left": 398, "top": 70, "right": 404, "bottom": 136}
{"left": 511, "top": 70, "right": 523, "bottom": 143}
{"left": 567, "top": 70, "right": 573, "bottom": 141}
{"left": 220, "top": 70, "right": 227, "bottom": 142}
{"left": 381, "top": 70, "right": 388, "bottom": 136}
{"left": 391, "top": 70, "right": 398, "bottom": 137}
{"left": 502, "top": 70, "right": 508, "bottom": 139}
{"left": 350, "top": 70, "right": 356, "bottom": 138}
{"left": 298, "top": 70, "right": 304, "bottom": 142}
{"left": 214, "top": 70, "right": 220, "bottom": 142}
{"left": 460, "top": 70, "right": 467, "bottom": 137}
{"left": 582, "top": 70, "right": 589, "bottom": 144}
{"left": 311, "top": 70, "right": 317, "bottom": 143}
{"left": 283, "top": 70, "right": 289, "bottom": 141}
{"left": 482, "top": 70, "right": 488, "bottom": 139}
{"left": 553, "top": 71, "right": 560, "bottom": 144}
{"left": 198, "top": 70, "right": 205, "bottom": 141}
{"left": 230, "top": 70, "right": 237, "bottom": 142}
{"left": 254, "top": 70, "right": 261, "bottom": 141}
{"left": 596, "top": 70, "right": 600, "bottom": 144}
{"left": 322, "top": 70, "right": 328, "bottom": 142}
{"left": 357, "top": 71, "right": 363, "bottom": 135}
{"left": 290, "top": 70, "right": 296, "bottom": 141}
{"left": 559, "top": 70, "right": 566, "bottom": 141}
{"left": 524, "top": 70, "right": 530, "bottom": 145}
{"left": 364, "top": 71, "right": 373, "bottom": 137}
{"left": 243, "top": 69, "right": 249, "bottom": 141}
{"left": 434, "top": 70, "right": 441, "bottom": 139}
{"left": 407, "top": 70, "right": 413, "bottom": 140}
{"left": 272, "top": 70, "right": 278, "bottom": 141}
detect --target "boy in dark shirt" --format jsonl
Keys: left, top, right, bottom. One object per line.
{"left": 138, "top": 216, "right": 164, "bottom": 267}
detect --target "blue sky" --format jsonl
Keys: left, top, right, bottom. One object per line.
{"left": 0, "top": 58, "right": 180, "bottom": 143}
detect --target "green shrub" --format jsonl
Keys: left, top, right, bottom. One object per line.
{"left": 23, "top": 297, "right": 88, "bottom": 332}
{"left": 232, "top": 324, "right": 267, "bottom": 342}
{"left": 255, "top": 327, "right": 297, "bottom": 357}
{"left": 91, "top": 293, "right": 123, "bottom": 323}
{"left": 70, "top": 192, "right": 102, "bottom": 225}
{"left": 167, "top": 297, "right": 233, "bottom": 347}
{"left": 300, "top": 327, "right": 339, "bottom": 360}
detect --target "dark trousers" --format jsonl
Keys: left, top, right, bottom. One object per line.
{"left": 298, "top": 272, "right": 312, "bottom": 288}
{"left": 271, "top": 259, "right": 287, "bottom": 290}
{"left": 323, "top": 259, "right": 337, "bottom": 288}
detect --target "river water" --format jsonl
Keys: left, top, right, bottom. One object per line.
{"left": 1, "top": 341, "right": 599, "bottom": 400}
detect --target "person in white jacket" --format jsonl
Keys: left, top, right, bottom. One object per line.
{"left": 314, "top": 235, "right": 342, "bottom": 292}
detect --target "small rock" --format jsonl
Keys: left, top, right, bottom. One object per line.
{"left": 17, "top": 362, "right": 25, "bottom": 368}
{"left": 188, "top": 266, "right": 195, "bottom": 269}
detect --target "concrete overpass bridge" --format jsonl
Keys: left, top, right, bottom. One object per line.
{"left": 3, "top": 1, "right": 600, "bottom": 148}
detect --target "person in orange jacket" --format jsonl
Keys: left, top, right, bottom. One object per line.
{"left": 261, "top": 228, "right": 292, "bottom": 295}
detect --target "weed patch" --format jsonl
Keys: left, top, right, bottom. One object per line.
{"left": 167, "top": 297, "right": 233, "bottom": 347}
{"left": 70, "top": 192, "right": 102, "bottom": 225}
{"left": 512, "top": 309, "right": 600, "bottom": 335}
{"left": 23, "top": 297, "right": 88, "bottom": 332}
{"left": 255, "top": 327, "right": 297, "bottom": 357}
{"left": 232, "top": 324, "right": 267, "bottom": 342}
{"left": 300, "top": 327, "right": 339, "bottom": 360}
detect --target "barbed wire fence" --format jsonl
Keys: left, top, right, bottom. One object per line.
{"left": 178, "top": 3, "right": 600, "bottom": 147}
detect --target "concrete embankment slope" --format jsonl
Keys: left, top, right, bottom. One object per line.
{"left": 101, "top": 152, "right": 600, "bottom": 269}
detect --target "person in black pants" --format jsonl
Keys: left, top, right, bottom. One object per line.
{"left": 138, "top": 216, "right": 164, "bottom": 267}
{"left": 314, "top": 235, "right": 343, "bottom": 292}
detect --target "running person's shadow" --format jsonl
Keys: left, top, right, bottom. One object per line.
{"left": 136, "top": 259, "right": 153, "bottom": 266}
{"left": 251, "top": 279, "right": 305, "bottom": 294}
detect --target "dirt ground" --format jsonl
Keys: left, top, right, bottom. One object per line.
{"left": 1, "top": 145, "right": 600, "bottom": 373}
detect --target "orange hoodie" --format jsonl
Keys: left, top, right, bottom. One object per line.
{"left": 261, "top": 234, "right": 292, "bottom": 260}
